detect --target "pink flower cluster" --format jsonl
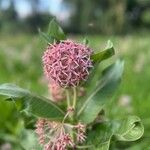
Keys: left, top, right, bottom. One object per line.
{"left": 35, "top": 119, "right": 74, "bottom": 150}
{"left": 35, "top": 119, "right": 87, "bottom": 150}
{"left": 42, "top": 40, "right": 93, "bottom": 87}
{"left": 46, "top": 131, "right": 74, "bottom": 150}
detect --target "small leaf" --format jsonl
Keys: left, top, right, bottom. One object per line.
{"left": 77, "top": 60, "right": 124, "bottom": 124}
{"left": 0, "top": 84, "right": 65, "bottom": 120}
{"left": 48, "top": 18, "right": 66, "bottom": 40}
{"left": 83, "top": 38, "right": 89, "bottom": 45}
{"left": 115, "top": 116, "right": 144, "bottom": 141}
{"left": 38, "top": 28, "right": 54, "bottom": 43}
{"left": 91, "top": 40, "right": 115, "bottom": 63}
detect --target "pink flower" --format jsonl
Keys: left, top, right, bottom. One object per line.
{"left": 35, "top": 118, "right": 46, "bottom": 144}
{"left": 75, "top": 123, "right": 86, "bottom": 143}
{"left": 42, "top": 40, "right": 93, "bottom": 87}
{"left": 35, "top": 119, "right": 74, "bottom": 150}
{"left": 48, "top": 82, "right": 65, "bottom": 101}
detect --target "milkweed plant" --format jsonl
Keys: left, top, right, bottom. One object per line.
{"left": 0, "top": 19, "right": 144, "bottom": 150}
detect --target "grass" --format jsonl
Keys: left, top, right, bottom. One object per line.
{"left": 0, "top": 32, "right": 150, "bottom": 148}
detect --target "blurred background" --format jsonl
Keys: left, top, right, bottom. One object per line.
{"left": 0, "top": 0, "right": 150, "bottom": 149}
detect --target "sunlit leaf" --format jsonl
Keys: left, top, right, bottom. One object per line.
{"left": 115, "top": 116, "right": 144, "bottom": 141}
{"left": 91, "top": 40, "right": 115, "bottom": 63}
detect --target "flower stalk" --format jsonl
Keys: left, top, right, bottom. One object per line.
{"left": 65, "top": 89, "right": 71, "bottom": 108}
{"left": 73, "top": 87, "right": 77, "bottom": 110}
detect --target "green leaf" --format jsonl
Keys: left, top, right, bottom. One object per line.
{"left": 20, "top": 129, "right": 42, "bottom": 150}
{"left": 115, "top": 116, "right": 144, "bottom": 141}
{"left": 0, "top": 84, "right": 65, "bottom": 120}
{"left": 98, "top": 141, "right": 111, "bottom": 150}
{"left": 48, "top": 18, "right": 66, "bottom": 41}
{"left": 0, "top": 84, "right": 29, "bottom": 98}
{"left": 86, "top": 122, "right": 113, "bottom": 149}
{"left": 83, "top": 38, "right": 89, "bottom": 45}
{"left": 91, "top": 40, "right": 115, "bottom": 63}
{"left": 86, "top": 116, "right": 144, "bottom": 150}
{"left": 77, "top": 60, "right": 124, "bottom": 124}
{"left": 0, "top": 133, "right": 18, "bottom": 143}
{"left": 38, "top": 28, "right": 54, "bottom": 43}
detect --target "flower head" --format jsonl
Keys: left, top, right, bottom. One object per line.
{"left": 35, "top": 119, "right": 74, "bottom": 150}
{"left": 35, "top": 118, "right": 87, "bottom": 150}
{"left": 42, "top": 40, "right": 93, "bottom": 87}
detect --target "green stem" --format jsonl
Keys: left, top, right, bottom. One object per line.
{"left": 72, "top": 87, "right": 77, "bottom": 109}
{"left": 72, "top": 87, "right": 77, "bottom": 143}
{"left": 65, "top": 89, "right": 71, "bottom": 108}
{"left": 65, "top": 87, "right": 77, "bottom": 144}
{"left": 62, "top": 111, "right": 70, "bottom": 123}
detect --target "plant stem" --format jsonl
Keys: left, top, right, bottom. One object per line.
{"left": 62, "top": 111, "right": 70, "bottom": 123}
{"left": 65, "top": 89, "right": 71, "bottom": 108}
{"left": 72, "top": 87, "right": 77, "bottom": 109}
{"left": 68, "top": 87, "right": 77, "bottom": 144}
{"left": 65, "top": 88, "right": 77, "bottom": 144}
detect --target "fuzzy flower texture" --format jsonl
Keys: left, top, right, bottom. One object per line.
{"left": 42, "top": 40, "right": 93, "bottom": 87}
{"left": 35, "top": 119, "right": 86, "bottom": 150}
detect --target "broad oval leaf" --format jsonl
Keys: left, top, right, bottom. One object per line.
{"left": 115, "top": 116, "right": 144, "bottom": 141}
{"left": 91, "top": 40, "right": 115, "bottom": 63}
{"left": 86, "top": 116, "right": 144, "bottom": 150}
{"left": 77, "top": 60, "right": 124, "bottom": 124}
{"left": 0, "top": 84, "right": 65, "bottom": 120}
